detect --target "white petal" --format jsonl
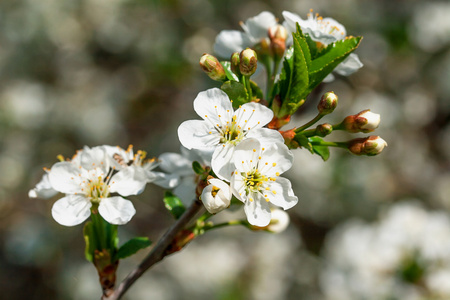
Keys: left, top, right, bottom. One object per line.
{"left": 109, "top": 166, "right": 148, "bottom": 196}
{"left": 181, "top": 146, "right": 214, "bottom": 167}
{"left": 242, "top": 11, "right": 278, "bottom": 42}
{"left": 152, "top": 171, "right": 180, "bottom": 189}
{"left": 79, "top": 145, "right": 108, "bottom": 171}
{"left": 29, "top": 173, "right": 58, "bottom": 199}
{"left": 98, "top": 196, "right": 136, "bottom": 225}
{"left": 334, "top": 53, "right": 363, "bottom": 76}
{"left": 208, "top": 178, "right": 232, "bottom": 200}
{"left": 212, "top": 143, "right": 236, "bottom": 180}
{"left": 244, "top": 194, "right": 271, "bottom": 227}
{"left": 245, "top": 128, "right": 284, "bottom": 147}
{"left": 232, "top": 138, "right": 261, "bottom": 173}
{"left": 234, "top": 102, "right": 273, "bottom": 130}
{"left": 48, "top": 162, "right": 84, "bottom": 194}
{"left": 178, "top": 120, "right": 221, "bottom": 150}
{"left": 265, "top": 177, "right": 298, "bottom": 210}
{"left": 323, "top": 73, "right": 335, "bottom": 82}
{"left": 214, "top": 30, "right": 251, "bottom": 58}
{"left": 230, "top": 172, "right": 246, "bottom": 203}
{"left": 322, "top": 17, "right": 347, "bottom": 40}
{"left": 158, "top": 152, "right": 194, "bottom": 176}
{"left": 173, "top": 176, "right": 197, "bottom": 206}
{"left": 258, "top": 143, "right": 293, "bottom": 176}
{"left": 193, "top": 88, "right": 233, "bottom": 126}
{"left": 282, "top": 11, "right": 310, "bottom": 34}
{"left": 51, "top": 195, "right": 91, "bottom": 226}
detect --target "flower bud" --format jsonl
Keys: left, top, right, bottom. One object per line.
{"left": 230, "top": 51, "right": 241, "bottom": 76}
{"left": 200, "top": 178, "right": 232, "bottom": 214}
{"left": 268, "top": 24, "right": 288, "bottom": 42}
{"left": 341, "top": 109, "right": 381, "bottom": 133}
{"left": 239, "top": 48, "right": 258, "bottom": 76}
{"left": 315, "top": 123, "right": 333, "bottom": 137}
{"left": 249, "top": 208, "right": 290, "bottom": 233}
{"left": 317, "top": 92, "right": 338, "bottom": 115}
{"left": 348, "top": 136, "right": 387, "bottom": 156}
{"left": 254, "top": 38, "right": 271, "bottom": 61}
{"left": 199, "top": 53, "right": 226, "bottom": 81}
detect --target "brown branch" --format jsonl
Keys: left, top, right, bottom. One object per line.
{"left": 102, "top": 199, "right": 203, "bottom": 300}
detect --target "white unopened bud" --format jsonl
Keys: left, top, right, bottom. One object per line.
{"left": 358, "top": 110, "right": 381, "bottom": 132}
{"left": 200, "top": 178, "right": 232, "bottom": 214}
{"left": 348, "top": 136, "right": 388, "bottom": 156}
{"left": 266, "top": 208, "right": 290, "bottom": 233}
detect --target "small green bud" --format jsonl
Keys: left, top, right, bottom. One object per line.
{"left": 239, "top": 48, "right": 257, "bottom": 76}
{"left": 348, "top": 136, "right": 387, "bottom": 156}
{"left": 199, "top": 53, "right": 226, "bottom": 81}
{"left": 315, "top": 123, "right": 333, "bottom": 137}
{"left": 230, "top": 52, "right": 241, "bottom": 76}
{"left": 317, "top": 92, "right": 338, "bottom": 115}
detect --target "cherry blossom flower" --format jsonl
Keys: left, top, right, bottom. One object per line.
{"left": 46, "top": 146, "right": 150, "bottom": 226}
{"left": 230, "top": 139, "right": 298, "bottom": 227}
{"left": 177, "top": 88, "right": 283, "bottom": 180}
{"left": 282, "top": 10, "right": 363, "bottom": 81}
{"left": 201, "top": 178, "right": 232, "bottom": 214}
{"left": 28, "top": 173, "right": 58, "bottom": 199}
{"left": 214, "top": 11, "right": 278, "bottom": 58}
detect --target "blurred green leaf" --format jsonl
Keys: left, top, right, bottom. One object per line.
{"left": 250, "top": 80, "right": 264, "bottom": 100}
{"left": 114, "top": 237, "right": 152, "bottom": 261}
{"left": 164, "top": 191, "right": 186, "bottom": 219}
{"left": 295, "top": 134, "right": 313, "bottom": 153}
{"left": 310, "top": 137, "right": 330, "bottom": 161}
{"left": 221, "top": 80, "right": 248, "bottom": 109}
{"left": 83, "top": 221, "right": 96, "bottom": 262}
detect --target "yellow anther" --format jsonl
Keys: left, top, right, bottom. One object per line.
{"left": 265, "top": 198, "right": 270, "bottom": 202}
{"left": 205, "top": 115, "right": 208, "bottom": 117}
{"left": 276, "top": 172, "right": 280, "bottom": 176}
{"left": 265, "top": 162, "right": 268, "bottom": 165}
{"left": 272, "top": 163, "right": 277, "bottom": 167}
{"left": 253, "top": 149, "right": 256, "bottom": 152}
{"left": 272, "top": 190, "right": 277, "bottom": 194}
{"left": 249, "top": 198, "right": 253, "bottom": 202}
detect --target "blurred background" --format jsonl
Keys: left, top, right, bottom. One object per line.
{"left": 1, "top": 0, "right": 449, "bottom": 299}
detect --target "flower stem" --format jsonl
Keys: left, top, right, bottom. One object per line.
{"left": 205, "top": 219, "right": 249, "bottom": 231}
{"left": 244, "top": 75, "right": 253, "bottom": 101}
{"left": 295, "top": 113, "right": 325, "bottom": 133}
{"left": 310, "top": 140, "right": 348, "bottom": 148}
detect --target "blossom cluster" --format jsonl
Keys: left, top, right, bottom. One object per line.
{"left": 321, "top": 202, "right": 450, "bottom": 300}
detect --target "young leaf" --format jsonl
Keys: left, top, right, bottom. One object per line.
{"left": 164, "top": 191, "right": 186, "bottom": 219}
{"left": 83, "top": 221, "right": 96, "bottom": 262}
{"left": 310, "top": 137, "right": 330, "bottom": 161}
{"left": 220, "top": 61, "right": 239, "bottom": 82}
{"left": 114, "top": 237, "right": 152, "bottom": 261}
{"left": 308, "top": 36, "right": 362, "bottom": 90}
{"left": 294, "top": 134, "right": 313, "bottom": 153}
{"left": 192, "top": 161, "right": 204, "bottom": 175}
{"left": 221, "top": 80, "right": 249, "bottom": 109}
{"left": 250, "top": 80, "right": 264, "bottom": 101}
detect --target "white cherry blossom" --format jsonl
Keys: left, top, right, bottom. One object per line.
{"left": 177, "top": 88, "right": 283, "bottom": 180}
{"left": 214, "top": 11, "right": 278, "bottom": 58}
{"left": 230, "top": 139, "right": 298, "bottom": 227}
{"left": 201, "top": 178, "right": 232, "bottom": 214}
{"left": 28, "top": 173, "right": 58, "bottom": 199}
{"left": 282, "top": 10, "right": 363, "bottom": 81}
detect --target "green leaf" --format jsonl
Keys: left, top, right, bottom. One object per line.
{"left": 164, "top": 191, "right": 186, "bottom": 219}
{"left": 310, "top": 137, "right": 330, "bottom": 161}
{"left": 250, "top": 80, "right": 263, "bottom": 101}
{"left": 83, "top": 221, "right": 96, "bottom": 262}
{"left": 192, "top": 161, "right": 204, "bottom": 175}
{"left": 305, "top": 34, "right": 320, "bottom": 59}
{"left": 221, "top": 80, "right": 249, "bottom": 109}
{"left": 308, "top": 36, "right": 362, "bottom": 90}
{"left": 294, "top": 134, "right": 313, "bottom": 153}
{"left": 114, "top": 237, "right": 152, "bottom": 261}
{"left": 220, "top": 61, "right": 239, "bottom": 82}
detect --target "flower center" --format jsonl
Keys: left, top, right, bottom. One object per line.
{"left": 219, "top": 116, "right": 244, "bottom": 145}
{"left": 243, "top": 169, "right": 268, "bottom": 192}
{"left": 86, "top": 176, "right": 109, "bottom": 203}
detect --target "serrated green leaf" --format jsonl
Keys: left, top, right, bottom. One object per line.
{"left": 83, "top": 221, "right": 96, "bottom": 262}
{"left": 192, "top": 161, "right": 204, "bottom": 175}
{"left": 163, "top": 191, "right": 186, "bottom": 219}
{"left": 294, "top": 134, "right": 313, "bottom": 153}
{"left": 221, "top": 80, "right": 248, "bottom": 109}
{"left": 305, "top": 34, "right": 320, "bottom": 59}
{"left": 114, "top": 237, "right": 152, "bottom": 261}
{"left": 308, "top": 36, "right": 362, "bottom": 90}
{"left": 220, "top": 61, "right": 239, "bottom": 82}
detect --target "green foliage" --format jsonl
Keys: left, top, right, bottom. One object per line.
{"left": 163, "top": 191, "right": 186, "bottom": 219}
{"left": 294, "top": 134, "right": 313, "bottom": 153}
{"left": 275, "top": 25, "right": 362, "bottom": 117}
{"left": 114, "top": 237, "right": 152, "bottom": 261}
{"left": 192, "top": 161, "right": 204, "bottom": 175}
{"left": 83, "top": 221, "right": 96, "bottom": 262}
{"left": 310, "top": 137, "right": 330, "bottom": 161}
{"left": 220, "top": 61, "right": 239, "bottom": 81}
{"left": 221, "top": 80, "right": 249, "bottom": 109}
